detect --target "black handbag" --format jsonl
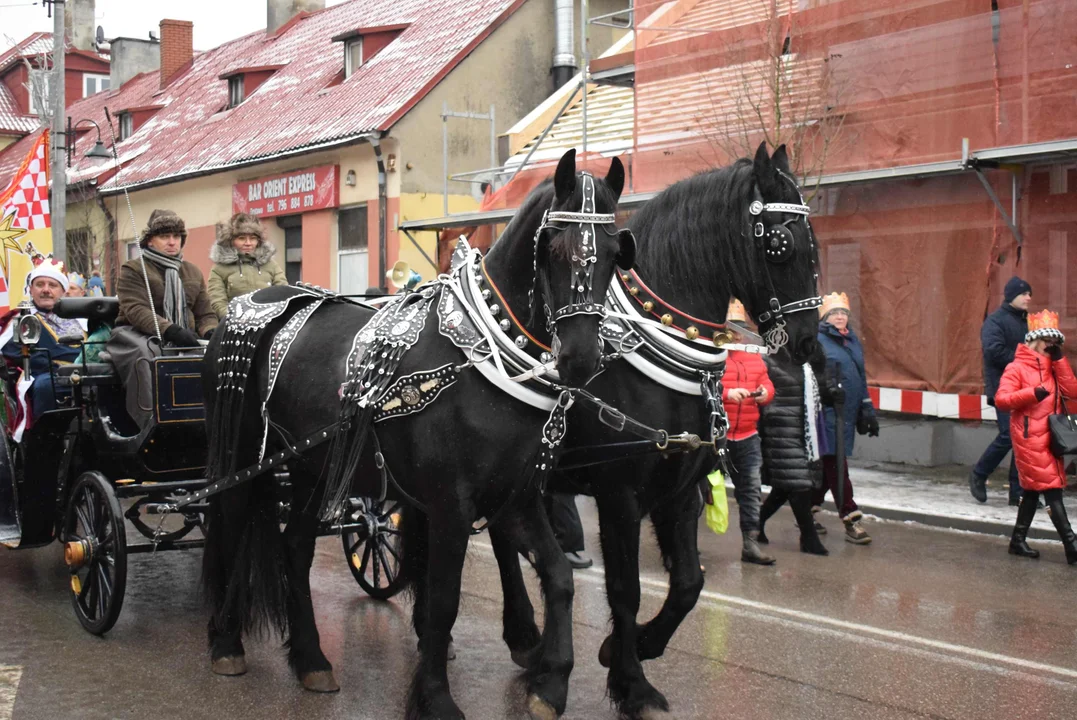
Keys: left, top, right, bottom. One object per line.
{"left": 1049, "top": 396, "right": 1077, "bottom": 457}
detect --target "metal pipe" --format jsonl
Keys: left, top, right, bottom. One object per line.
{"left": 371, "top": 137, "right": 389, "bottom": 291}
{"left": 51, "top": 0, "right": 67, "bottom": 262}
{"left": 442, "top": 101, "right": 449, "bottom": 217}
{"left": 552, "top": 0, "right": 577, "bottom": 89}
{"left": 581, "top": 0, "right": 589, "bottom": 160}
{"left": 489, "top": 104, "right": 496, "bottom": 177}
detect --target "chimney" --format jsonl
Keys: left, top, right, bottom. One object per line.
{"left": 267, "top": 0, "right": 325, "bottom": 34}
{"left": 159, "top": 19, "right": 193, "bottom": 89}
{"left": 110, "top": 37, "right": 161, "bottom": 89}
{"left": 64, "top": 0, "right": 96, "bottom": 52}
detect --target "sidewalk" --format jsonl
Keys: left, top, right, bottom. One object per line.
{"left": 803, "top": 460, "right": 1077, "bottom": 541}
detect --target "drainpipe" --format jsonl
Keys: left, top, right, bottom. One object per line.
{"left": 552, "top": 0, "right": 577, "bottom": 89}
{"left": 95, "top": 191, "right": 119, "bottom": 291}
{"left": 370, "top": 137, "right": 388, "bottom": 292}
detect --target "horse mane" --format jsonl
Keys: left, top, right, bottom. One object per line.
{"left": 627, "top": 159, "right": 759, "bottom": 320}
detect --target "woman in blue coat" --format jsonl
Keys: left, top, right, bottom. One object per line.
{"left": 815, "top": 292, "right": 878, "bottom": 545}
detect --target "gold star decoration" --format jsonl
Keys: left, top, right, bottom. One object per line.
{"left": 0, "top": 212, "right": 29, "bottom": 277}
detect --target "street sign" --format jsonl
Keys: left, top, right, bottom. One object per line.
{"left": 232, "top": 165, "right": 340, "bottom": 218}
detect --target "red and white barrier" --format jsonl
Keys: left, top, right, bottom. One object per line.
{"left": 868, "top": 387, "right": 996, "bottom": 422}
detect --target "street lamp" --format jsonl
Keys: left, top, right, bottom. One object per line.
{"left": 61, "top": 117, "right": 115, "bottom": 167}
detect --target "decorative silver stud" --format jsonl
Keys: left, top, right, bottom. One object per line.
{"left": 499, "top": 319, "right": 511, "bottom": 332}
{"left": 515, "top": 335, "right": 528, "bottom": 349}
{"left": 489, "top": 304, "right": 500, "bottom": 316}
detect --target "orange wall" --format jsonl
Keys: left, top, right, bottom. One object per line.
{"left": 184, "top": 225, "right": 216, "bottom": 278}
{"left": 302, "top": 209, "right": 333, "bottom": 288}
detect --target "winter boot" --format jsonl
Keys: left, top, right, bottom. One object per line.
{"left": 842, "top": 510, "right": 872, "bottom": 545}
{"left": 742, "top": 531, "right": 776, "bottom": 565}
{"left": 968, "top": 472, "right": 988, "bottom": 503}
{"left": 791, "top": 492, "right": 828, "bottom": 556}
{"left": 809, "top": 504, "right": 828, "bottom": 535}
{"left": 1045, "top": 491, "right": 1077, "bottom": 565}
{"left": 1008, "top": 492, "right": 1040, "bottom": 558}
{"left": 757, "top": 490, "right": 787, "bottom": 545}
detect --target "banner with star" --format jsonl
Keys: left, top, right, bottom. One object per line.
{"left": 0, "top": 131, "right": 54, "bottom": 309}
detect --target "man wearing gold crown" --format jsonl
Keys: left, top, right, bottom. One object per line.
{"left": 994, "top": 309, "right": 1077, "bottom": 563}
{"left": 1, "top": 259, "right": 87, "bottom": 419}
{"left": 970, "top": 276, "right": 1031, "bottom": 506}
{"left": 815, "top": 292, "right": 875, "bottom": 545}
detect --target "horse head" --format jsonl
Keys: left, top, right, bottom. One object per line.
{"left": 734, "top": 143, "right": 822, "bottom": 364}
{"left": 533, "top": 149, "right": 634, "bottom": 386}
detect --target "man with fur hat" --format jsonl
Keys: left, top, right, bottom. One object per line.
{"left": 207, "top": 212, "right": 287, "bottom": 318}
{"left": 1, "top": 258, "right": 86, "bottom": 418}
{"left": 969, "top": 276, "right": 1031, "bottom": 505}
{"left": 109, "top": 209, "right": 217, "bottom": 428}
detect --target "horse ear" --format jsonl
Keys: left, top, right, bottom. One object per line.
{"left": 554, "top": 149, "right": 577, "bottom": 204}
{"left": 753, "top": 141, "right": 776, "bottom": 193}
{"left": 605, "top": 156, "right": 625, "bottom": 201}
{"left": 772, "top": 144, "right": 792, "bottom": 174}
{"left": 615, "top": 228, "right": 636, "bottom": 270}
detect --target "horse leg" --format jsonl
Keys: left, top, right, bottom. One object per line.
{"left": 634, "top": 489, "right": 704, "bottom": 662}
{"left": 509, "top": 500, "right": 576, "bottom": 720}
{"left": 406, "top": 514, "right": 468, "bottom": 720}
{"left": 489, "top": 523, "right": 541, "bottom": 667}
{"left": 595, "top": 489, "right": 670, "bottom": 720}
{"left": 204, "top": 484, "right": 251, "bottom": 676}
{"left": 283, "top": 476, "right": 337, "bottom": 692}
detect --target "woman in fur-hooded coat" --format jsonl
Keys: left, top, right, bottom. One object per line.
{"left": 207, "top": 212, "right": 288, "bottom": 318}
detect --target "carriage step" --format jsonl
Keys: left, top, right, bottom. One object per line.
{"left": 142, "top": 502, "right": 209, "bottom": 515}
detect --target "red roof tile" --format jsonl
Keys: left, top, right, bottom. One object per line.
{"left": 49, "top": 0, "right": 524, "bottom": 193}
{"left": 0, "top": 32, "right": 109, "bottom": 74}
{"left": 0, "top": 84, "right": 38, "bottom": 137}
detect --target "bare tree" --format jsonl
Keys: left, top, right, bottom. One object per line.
{"left": 693, "top": 0, "right": 851, "bottom": 200}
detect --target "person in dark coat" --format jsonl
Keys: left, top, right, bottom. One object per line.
{"left": 815, "top": 292, "right": 876, "bottom": 545}
{"left": 969, "top": 276, "right": 1031, "bottom": 505}
{"left": 756, "top": 345, "right": 833, "bottom": 555}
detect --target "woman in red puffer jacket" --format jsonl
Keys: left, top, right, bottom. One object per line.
{"left": 994, "top": 309, "right": 1077, "bottom": 563}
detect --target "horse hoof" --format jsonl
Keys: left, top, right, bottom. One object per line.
{"left": 447, "top": 640, "right": 457, "bottom": 661}
{"left": 211, "top": 655, "right": 247, "bottom": 676}
{"left": 301, "top": 670, "right": 340, "bottom": 693}
{"left": 598, "top": 635, "right": 613, "bottom": 668}
{"left": 510, "top": 648, "right": 531, "bottom": 669}
{"left": 526, "top": 694, "right": 559, "bottom": 720}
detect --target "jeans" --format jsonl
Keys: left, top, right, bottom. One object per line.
{"left": 813, "top": 455, "right": 860, "bottom": 518}
{"left": 727, "top": 434, "right": 763, "bottom": 533}
{"left": 972, "top": 409, "right": 1021, "bottom": 500}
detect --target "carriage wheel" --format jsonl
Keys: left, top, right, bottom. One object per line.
{"left": 342, "top": 500, "right": 406, "bottom": 600}
{"left": 63, "top": 472, "right": 128, "bottom": 635}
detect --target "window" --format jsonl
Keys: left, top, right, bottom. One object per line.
{"left": 28, "top": 69, "right": 50, "bottom": 116}
{"left": 118, "top": 112, "right": 133, "bottom": 140}
{"left": 66, "top": 229, "right": 93, "bottom": 275}
{"left": 83, "top": 73, "right": 110, "bottom": 97}
{"left": 344, "top": 38, "right": 363, "bottom": 78}
{"left": 228, "top": 75, "right": 245, "bottom": 108}
{"left": 338, "top": 205, "right": 369, "bottom": 293}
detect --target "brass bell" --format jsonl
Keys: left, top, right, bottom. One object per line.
{"left": 642, "top": 301, "right": 654, "bottom": 312}
{"left": 685, "top": 326, "right": 699, "bottom": 340}
{"left": 621, "top": 273, "right": 631, "bottom": 282}
{"left": 661, "top": 314, "right": 673, "bottom": 327}
{"left": 713, "top": 330, "right": 732, "bottom": 347}
{"left": 629, "top": 287, "right": 639, "bottom": 296}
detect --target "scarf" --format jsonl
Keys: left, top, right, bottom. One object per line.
{"left": 803, "top": 362, "right": 822, "bottom": 462}
{"left": 142, "top": 247, "right": 188, "bottom": 329}
{"left": 38, "top": 309, "right": 85, "bottom": 339}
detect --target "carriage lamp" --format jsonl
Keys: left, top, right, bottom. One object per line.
{"left": 15, "top": 313, "right": 42, "bottom": 346}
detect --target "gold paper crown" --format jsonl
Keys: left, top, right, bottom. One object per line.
{"left": 727, "top": 298, "right": 747, "bottom": 323}
{"left": 1026, "top": 309, "right": 1064, "bottom": 344}
{"left": 819, "top": 292, "right": 850, "bottom": 318}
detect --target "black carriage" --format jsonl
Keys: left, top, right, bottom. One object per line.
{"left": 0, "top": 296, "right": 404, "bottom": 635}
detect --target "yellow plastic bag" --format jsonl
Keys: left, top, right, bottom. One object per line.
{"left": 704, "top": 469, "right": 729, "bottom": 535}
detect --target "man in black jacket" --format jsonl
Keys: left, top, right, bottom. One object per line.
{"left": 969, "top": 276, "right": 1031, "bottom": 505}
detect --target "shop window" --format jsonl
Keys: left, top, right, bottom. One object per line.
{"left": 344, "top": 38, "right": 363, "bottom": 78}
{"left": 83, "top": 73, "right": 110, "bottom": 97}
{"left": 228, "top": 76, "right": 245, "bottom": 108}
{"left": 338, "top": 205, "right": 369, "bottom": 293}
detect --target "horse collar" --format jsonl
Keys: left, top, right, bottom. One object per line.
{"left": 617, "top": 269, "right": 731, "bottom": 346}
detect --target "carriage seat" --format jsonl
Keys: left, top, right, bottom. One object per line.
{"left": 53, "top": 297, "right": 119, "bottom": 325}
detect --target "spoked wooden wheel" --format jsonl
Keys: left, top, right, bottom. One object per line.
{"left": 342, "top": 500, "right": 406, "bottom": 600}
{"left": 63, "top": 472, "right": 127, "bottom": 635}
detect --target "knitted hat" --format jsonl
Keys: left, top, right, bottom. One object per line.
{"left": 1026, "top": 310, "right": 1064, "bottom": 344}
{"left": 727, "top": 298, "right": 747, "bottom": 324}
{"left": 1004, "top": 276, "right": 1032, "bottom": 304}
{"left": 28, "top": 257, "right": 69, "bottom": 292}
{"left": 819, "top": 292, "right": 850, "bottom": 319}
{"left": 140, "top": 209, "right": 187, "bottom": 248}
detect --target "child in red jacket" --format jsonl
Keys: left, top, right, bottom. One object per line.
{"left": 995, "top": 310, "right": 1077, "bottom": 563}
{"left": 723, "top": 300, "right": 776, "bottom": 565}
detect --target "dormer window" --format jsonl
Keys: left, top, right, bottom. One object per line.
{"left": 119, "top": 112, "right": 133, "bottom": 140}
{"left": 228, "top": 75, "right": 245, "bottom": 108}
{"left": 345, "top": 38, "right": 363, "bottom": 78}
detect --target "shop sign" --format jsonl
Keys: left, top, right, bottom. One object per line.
{"left": 232, "top": 165, "right": 339, "bottom": 218}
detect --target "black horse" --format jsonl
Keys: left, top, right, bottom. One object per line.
{"left": 200, "top": 149, "right": 635, "bottom": 720}
{"left": 490, "top": 143, "right": 823, "bottom": 719}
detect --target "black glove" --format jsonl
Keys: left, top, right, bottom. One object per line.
{"left": 1034, "top": 386, "right": 1049, "bottom": 402}
{"left": 163, "top": 324, "right": 201, "bottom": 348}
{"left": 202, "top": 326, "right": 218, "bottom": 341}
{"left": 1047, "top": 344, "right": 1064, "bottom": 362}
{"left": 856, "top": 404, "right": 880, "bottom": 437}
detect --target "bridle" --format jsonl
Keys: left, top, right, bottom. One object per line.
{"left": 749, "top": 169, "right": 823, "bottom": 352}
{"left": 529, "top": 172, "right": 615, "bottom": 336}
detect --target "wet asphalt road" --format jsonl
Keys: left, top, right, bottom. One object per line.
{"left": 3, "top": 500, "right": 1077, "bottom": 720}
